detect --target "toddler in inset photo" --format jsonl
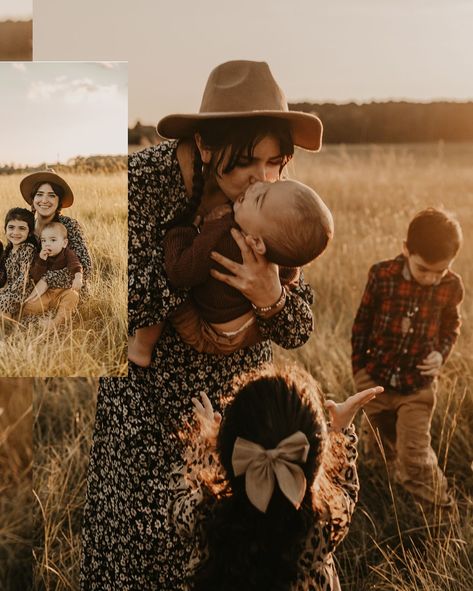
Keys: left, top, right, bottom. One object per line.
{"left": 0, "top": 207, "right": 37, "bottom": 321}
{"left": 23, "top": 221, "right": 83, "bottom": 329}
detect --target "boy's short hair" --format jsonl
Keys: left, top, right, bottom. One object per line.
{"left": 406, "top": 208, "right": 462, "bottom": 263}
{"left": 264, "top": 181, "right": 334, "bottom": 267}
{"left": 42, "top": 221, "right": 68, "bottom": 239}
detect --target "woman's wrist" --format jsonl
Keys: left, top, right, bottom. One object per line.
{"left": 251, "top": 286, "right": 286, "bottom": 319}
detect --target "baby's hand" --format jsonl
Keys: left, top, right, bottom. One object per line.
{"left": 39, "top": 248, "right": 50, "bottom": 260}
{"left": 191, "top": 392, "right": 221, "bottom": 446}
{"left": 417, "top": 350, "right": 443, "bottom": 376}
{"left": 72, "top": 274, "right": 83, "bottom": 291}
{"left": 204, "top": 204, "right": 233, "bottom": 223}
{"left": 325, "top": 386, "right": 384, "bottom": 431}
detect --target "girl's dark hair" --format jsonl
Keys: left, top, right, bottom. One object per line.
{"left": 30, "top": 181, "right": 64, "bottom": 218}
{"left": 192, "top": 366, "right": 327, "bottom": 591}
{"left": 0, "top": 208, "right": 38, "bottom": 284}
{"left": 168, "top": 117, "right": 294, "bottom": 228}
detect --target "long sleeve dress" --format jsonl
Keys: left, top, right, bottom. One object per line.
{"left": 0, "top": 242, "right": 35, "bottom": 318}
{"left": 169, "top": 426, "right": 359, "bottom": 591}
{"left": 80, "top": 141, "right": 315, "bottom": 591}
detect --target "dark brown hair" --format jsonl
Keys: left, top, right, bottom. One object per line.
{"left": 192, "top": 366, "right": 327, "bottom": 591}
{"left": 406, "top": 207, "right": 463, "bottom": 263}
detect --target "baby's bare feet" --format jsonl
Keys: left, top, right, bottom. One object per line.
{"left": 128, "top": 336, "right": 153, "bottom": 367}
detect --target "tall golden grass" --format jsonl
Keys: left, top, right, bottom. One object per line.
{"left": 0, "top": 378, "right": 33, "bottom": 591}
{"left": 8, "top": 143, "right": 473, "bottom": 590}
{"left": 0, "top": 172, "right": 127, "bottom": 377}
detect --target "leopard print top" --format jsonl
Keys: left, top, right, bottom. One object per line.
{"left": 0, "top": 242, "right": 35, "bottom": 317}
{"left": 169, "top": 425, "right": 358, "bottom": 591}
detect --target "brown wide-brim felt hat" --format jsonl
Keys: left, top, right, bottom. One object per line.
{"left": 157, "top": 60, "right": 323, "bottom": 152}
{"left": 20, "top": 170, "right": 74, "bottom": 208}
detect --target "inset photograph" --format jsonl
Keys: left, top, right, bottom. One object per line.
{"left": 0, "top": 62, "right": 127, "bottom": 377}
{"left": 0, "top": 1, "right": 32, "bottom": 61}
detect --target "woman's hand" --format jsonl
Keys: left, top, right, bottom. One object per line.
{"left": 325, "top": 386, "right": 384, "bottom": 431}
{"left": 191, "top": 392, "right": 222, "bottom": 447}
{"left": 210, "top": 227, "right": 281, "bottom": 308}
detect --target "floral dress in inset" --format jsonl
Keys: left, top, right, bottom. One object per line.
{"left": 0, "top": 242, "right": 35, "bottom": 318}
{"left": 80, "top": 141, "right": 315, "bottom": 591}
{"left": 169, "top": 426, "right": 359, "bottom": 591}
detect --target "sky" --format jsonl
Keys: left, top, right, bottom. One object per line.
{"left": 0, "top": 62, "right": 127, "bottom": 166}
{"left": 0, "top": 0, "right": 31, "bottom": 20}
{"left": 34, "top": 0, "right": 473, "bottom": 126}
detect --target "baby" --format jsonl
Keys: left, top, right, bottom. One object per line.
{"left": 23, "top": 221, "right": 83, "bottom": 328}
{"left": 129, "top": 179, "right": 333, "bottom": 367}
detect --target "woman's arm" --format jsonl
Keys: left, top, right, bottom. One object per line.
{"left": 59, "top": 217, "right": 92, "bottom": 279}
{"left": 209, "top": 228, "right": 314, "bottom": 349}
{"left": 129, "top": 145, "right": 190, "bottom": 333}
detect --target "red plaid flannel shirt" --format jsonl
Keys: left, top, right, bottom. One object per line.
{"left": 352, "top": 255, "right": 464, "bottom": 393}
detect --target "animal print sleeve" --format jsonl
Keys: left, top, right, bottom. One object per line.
{"left": 168, "top": 437, "right": 224, "bottom": 538}
{"left": 0, "top": 244, "right": 35, "bottom": 308}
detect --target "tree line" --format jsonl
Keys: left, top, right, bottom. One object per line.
{"left": 130, "top": 101, "right": 473, "bottom": 145}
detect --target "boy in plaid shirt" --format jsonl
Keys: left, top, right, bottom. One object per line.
{"left": 352, "top": 208, "right": 464, "bottom": 506}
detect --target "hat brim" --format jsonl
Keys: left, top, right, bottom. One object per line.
{"left": 20, "top": 172, "right": 74, "bottom": 208}
{"left": 157, "top": 111, "right": 323, "bottom": 152}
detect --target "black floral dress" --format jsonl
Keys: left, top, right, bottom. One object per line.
{"left": 80, "top": 141, "right": 315, "bottom": 591}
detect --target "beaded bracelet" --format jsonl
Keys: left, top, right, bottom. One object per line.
{"left": 251, "top": 286, "right": 286, "bottom": 317}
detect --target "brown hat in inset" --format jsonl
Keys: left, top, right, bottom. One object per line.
{"left": 20, "top": 170, "right": 74, "bottom": 208}
{"left": 157, "top": 60, "right": 323, "bottom": 151}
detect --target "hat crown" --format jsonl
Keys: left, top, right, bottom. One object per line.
{"left": 199, "top": 60, "right": 289, "bottom": 114}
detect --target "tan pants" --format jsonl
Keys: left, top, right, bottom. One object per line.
{"left": 22, "top": 288, "right": 79, "bottom": 327}
{"left": 354, "top": 367, "right": 450, "bottom": 505}
{"left": 170, "top": 299, "right": 261, "bottom": 355}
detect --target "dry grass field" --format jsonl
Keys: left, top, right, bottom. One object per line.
{"left": 0, "top": 172, "right": 127, "bottom": 377}
{"left": 2, "top": 143, "right": 472, "bottom": 590}
{"left": 0, "top": 21, "right": 32, "bottom": 61}
{"left": 0, "top": 378, "right": 33, "bottom": 591}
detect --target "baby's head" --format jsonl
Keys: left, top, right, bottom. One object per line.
{"left": 233, "top": 180, "right": 333, "bottom": 266}
{"left": 4, "top": 208, "right": 35, "bottom": 247}
{"left": 217, "top": 365, "right": 327, "bottom": 514}
{"left": 40, "top": 222, "right": 68, "bottom": 256}
{"left": 402, "top": 207, "right": 462, "bottom": 286}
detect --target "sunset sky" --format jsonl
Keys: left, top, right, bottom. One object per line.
{"left": 0, "top": 0, "right": 31, "bottom": 20}
{"left": 34, "top": 0, "right": 473, "bottom": 126}
{"left": 0, "top": 62, "right": 127, "bottom": 166}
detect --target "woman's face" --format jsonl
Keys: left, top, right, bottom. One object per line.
{"left": 205, "top": 135, "right": 286, "bottom": 203}
{"left": 32, "top": 183, "right": 60, "bottom": 218}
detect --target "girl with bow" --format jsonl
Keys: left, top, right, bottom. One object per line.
{"left": 169, "top": 366, "right": 382, "bottom": 591}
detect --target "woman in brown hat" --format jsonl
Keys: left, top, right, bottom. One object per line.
{"left": 20, "top": 170, "right": 92, "bottom": 295}
{"left": 81, "top": 60, "right": 323, "bottom": 591}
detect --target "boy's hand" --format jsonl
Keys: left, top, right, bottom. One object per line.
{"left": 191, "top": 392, "right": 222, "bottom": 447}
{"left": 204, "top": 204, "right": 233, "bottom": 223}
{"left": 417, "top": 351, "right": 443, "bottom": 376}
{"left": 325, "top": 386, "right": 384, "bottom": 432}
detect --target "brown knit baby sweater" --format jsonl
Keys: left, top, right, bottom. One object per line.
{"left": 163, "top": 213, "right": 298, "bottom": 324}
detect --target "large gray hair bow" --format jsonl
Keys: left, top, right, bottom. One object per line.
{"left": 231, "top": 431, "right": 310, "bottom": 513}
